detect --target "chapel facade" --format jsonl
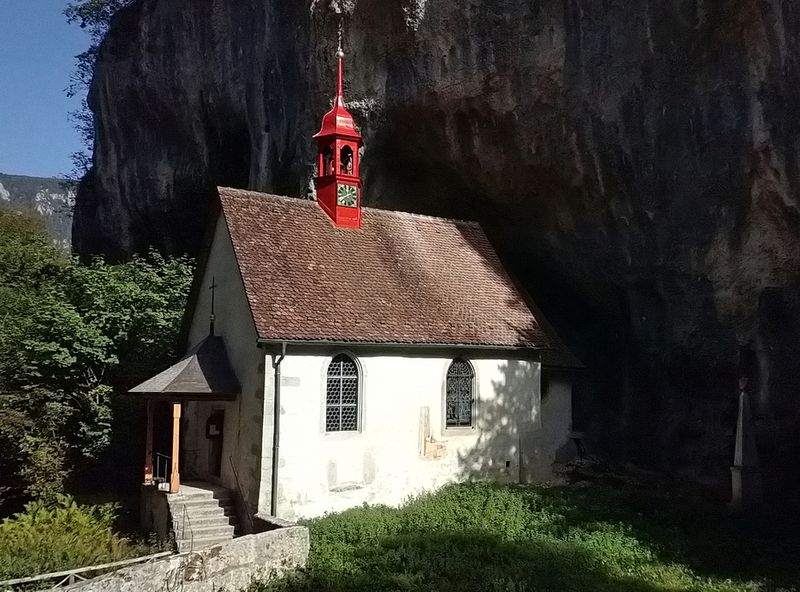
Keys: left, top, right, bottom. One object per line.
{"left": 130, "top": 49, "right": 579, "bottom": 534}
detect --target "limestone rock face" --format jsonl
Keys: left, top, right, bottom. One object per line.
{"left": 76, "top": 0, "right": 800, "bottom": 493}
{"left": 1, "top": 173, "right": 74, "bottom": 248}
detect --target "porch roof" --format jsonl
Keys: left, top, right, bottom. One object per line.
{"left": 128, "top": 336, "right": 239, "bottom": 400}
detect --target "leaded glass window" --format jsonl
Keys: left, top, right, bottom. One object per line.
{"left": 326, "top": 354, "right": 359, "bottom": 432}
{"left": 446, "top": 359, "right": 474, "bottom": 427}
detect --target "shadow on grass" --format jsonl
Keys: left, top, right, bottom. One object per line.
{"left": 249, "top": 476, "right": 800, "bottom": 592}
{"left": 525, "top": 473, "right": 800, "bottom": 589}
{"left": 447, "top": 352, "right": 800, "bottom": 589}
{"left": 254, "top": 531, "right": 666, "bottom": 592}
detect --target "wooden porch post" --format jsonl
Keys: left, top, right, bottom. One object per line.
{"left": 169, "top": 401, "right": 181, "bottom": 494}
{"left": 143, "top": 399, "right": 154, "bottom": 484}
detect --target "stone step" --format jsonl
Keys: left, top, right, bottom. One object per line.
{"left": 177, "top": 523, "right": 235, "bottom": 538}
{"left": 174, "top": 493, "right": 233, "bottom": 504}
{"left": 175, "top": 529, "right": 235, "bottom": 545}
{"left": 168, "top": 483, "right": 238, "bottom": 553}
{"left": 176, "top": 487, "right": 231, "bottom": 498}
{"left": 182, "top": 513, "right": 239, "bottom": 528}
{"left": 171, "top": 496, "right": 234, "bottom": 509}
{"left": 174, "top": 512, "right": 236, "bottom": 526}
{"left": 172, "top": 517, "right": 236, "bottom": 536}
{"left": 171, "top": 505, "right": 234, "bottom": 519}
{"left": 177, "top": 534, "right": 234, "bottom": 552}
{"left": 173, "top": 505, "right": 237, "bottom": 520}
{"left": 181, "top": 522, "right": 238, "bottom": 536}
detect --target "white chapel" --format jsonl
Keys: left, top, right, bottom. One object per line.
{"left": 130, "top": 48, "right": 580, "bottom": 544}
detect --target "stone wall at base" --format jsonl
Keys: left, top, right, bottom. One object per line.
{"left": 140, "top": 484, "right": 171, "bottom": 544}
{"left": 65, "top": 526, "right": 309, "bottom": 592}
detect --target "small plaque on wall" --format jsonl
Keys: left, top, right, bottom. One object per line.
{"left": 281, "top": 376, "right": 300, "bottom": 387}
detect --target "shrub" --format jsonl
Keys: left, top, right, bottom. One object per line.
{"left": 0, "top": 495, "right": 140, "bottom": 580}
{"left": 17, "top": 437, "right": 69, "bottom": 505}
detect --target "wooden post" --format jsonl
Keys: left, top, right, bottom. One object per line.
{"left": 169, "top": 401, "right": 181, "bottom": 494}
{"left": 143, "top": 399, "right": 154, "bottom": 484}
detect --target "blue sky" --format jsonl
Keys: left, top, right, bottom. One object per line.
{"left": 0, "top": 1, "right": 91, "bottom": 178}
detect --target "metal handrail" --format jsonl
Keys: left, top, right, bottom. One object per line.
{"left": 229, "top": 456, "right": 255, "bottom": 533}
{"left": 0, "top": 552, "right": 173, "bottom": 589}
{"left": 180, "top": 504, "right": 194, "bottom": 553}
{"left": 155, "top": 452, "right": 171, "bottom": 485}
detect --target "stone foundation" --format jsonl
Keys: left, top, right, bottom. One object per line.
{"left": 140, "top": 484, "right": 171, "bottom": 545}
{"left": 64, "top": 524, "right": 309, "bottom": 592}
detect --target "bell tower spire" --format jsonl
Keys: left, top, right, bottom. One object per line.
{"left": 313, "top": 31, "right": 363, "bottom": 229}
{"left": 336, "top": 25, "right": 345, "bottom": 98}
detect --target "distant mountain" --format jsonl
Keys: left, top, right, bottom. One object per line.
{"left": 0, "top": 173, "right": 74, "bottom": 248}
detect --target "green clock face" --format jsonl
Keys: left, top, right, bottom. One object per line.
{"left": 337, "top": 183, "right": 358, "bottom": 207}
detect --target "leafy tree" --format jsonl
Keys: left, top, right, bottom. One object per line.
{"left": 64, "top": 0, "right": 134, "bottom": 180}
{"left": 0, "top": 210, "right": 193, "bottom": 506}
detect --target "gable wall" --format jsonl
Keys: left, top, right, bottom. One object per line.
{"left": 271, "top": 353, "right": 573, "bottom": 520}
{"left": 184, "top": 214, "right": 266, "bottom": 510}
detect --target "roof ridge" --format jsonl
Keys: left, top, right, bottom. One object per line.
{"left": 216, "top": 186, "right": 480, "bottom": 227}
{"left": 362, "top": 205, "right": 480, "bottom": 227}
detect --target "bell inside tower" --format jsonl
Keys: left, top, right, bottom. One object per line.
{"left": 340, "top": 145, "right": 353, "bottom": 174}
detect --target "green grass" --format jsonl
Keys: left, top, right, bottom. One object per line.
{"left": 248, "top": 471, "right": 800, "bottom": 592}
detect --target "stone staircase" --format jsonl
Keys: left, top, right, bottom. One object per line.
{"left": 166, "top": 481, "right": 239, "bottom": 552}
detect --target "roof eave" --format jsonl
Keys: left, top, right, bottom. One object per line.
{"left": 257, "top": 336, "right": 542, "bottom": 351}
{"left": 126, "top": 391, "right": 238, "bottom": 401}
{"left": 255, "top": 338, "right": 583, "bottom": 368}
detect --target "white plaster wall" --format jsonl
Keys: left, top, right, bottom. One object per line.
{"left": 257, "top": 359, "right": 276, "bottom": 514}
{"left": 184, "top": 215, "right": 265, "bottom": 508}
{"left": 520, "top": 373, "right": 574, "bottom": 482}
{"left": 273, "top": 354, "right": 564, "bottom": 520}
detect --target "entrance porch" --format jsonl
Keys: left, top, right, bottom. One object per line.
{"left": 130, "top": 336, "right": 241, "bottom": 547}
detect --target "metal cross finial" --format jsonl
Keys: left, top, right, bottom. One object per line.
{"left": 209, "top": 276, "right": 218, "bottom": 336}
{"left": 336, "top": 14, "right": 344, "bottom": 57}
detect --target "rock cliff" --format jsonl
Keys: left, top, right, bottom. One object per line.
{"left": 75, "top": 0, "right": 800, "bottom": 496}
{"left": 1, "top": 173, "right": 74, "bottom": 248}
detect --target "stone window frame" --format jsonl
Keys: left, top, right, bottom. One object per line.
{"left": 320, "top": 352, "right": 364, "bottom": 435}
{"left": 441, "top": 358, "right": 478, "bottom": 436}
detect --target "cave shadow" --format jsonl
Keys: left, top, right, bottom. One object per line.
{"left": 527, "top": 476, "right": 800, "bottom": 588}
{"left": 368, "top": 154, "right": 800, "bottom": 586}
{"left": 452, "top": 360, "right": 800, "bottom": 588}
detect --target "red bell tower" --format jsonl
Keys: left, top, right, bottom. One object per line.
{"left": 313, "top": 47, "right": 363, "bottom": 229}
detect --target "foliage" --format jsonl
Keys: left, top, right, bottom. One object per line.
{"left": 18, "top": 438, "right": 70, "bottom": 504}
{"left": 0, "top": 495, "right": 141, "bottom": 580}
{"left": 0, "top": 210, "right": 193, "bottom": 504}
{"left": 247, "top": 480, "right": 800, "bottom": 592}
{"left": 64, "top": 0, "right": 134, "bottom": 180}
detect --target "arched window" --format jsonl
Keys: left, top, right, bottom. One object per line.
{"left": 322, "top": 145, "right": 334, "bottom": 176}
{"left": 446, "top": 359, "right": 474, "bottom": 427}
{"left": 339, "top": 145, "right": 353, "bottom": 174}
{"left": 326, "top": 354, "right": 360, "bottom": 432}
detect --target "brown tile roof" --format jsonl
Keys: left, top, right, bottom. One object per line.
{"left": 218, "top": 187, "right": 553, "bottom": 349}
